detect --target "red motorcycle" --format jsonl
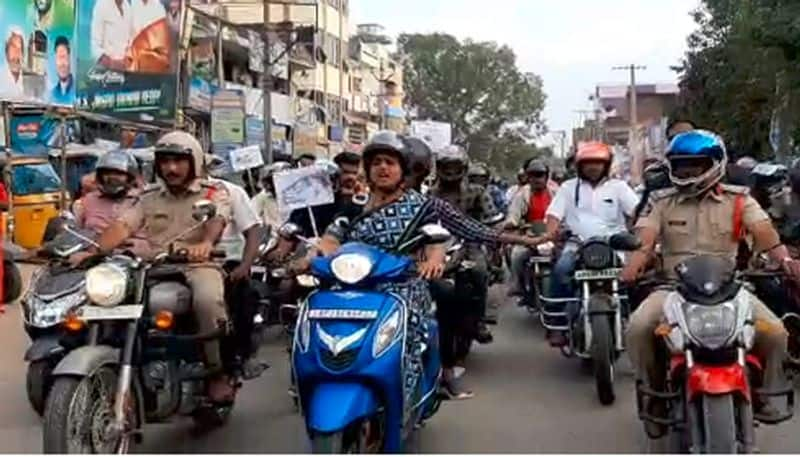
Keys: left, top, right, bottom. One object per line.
{"left": 636, "top": 255, "right": 794, "bottom": 453}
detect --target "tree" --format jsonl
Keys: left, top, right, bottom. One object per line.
{"left": 397, "top": 33, "right": 546, "bottom": 172}
{"left": 674, "top": 0, "right": 800, "bottom": 160}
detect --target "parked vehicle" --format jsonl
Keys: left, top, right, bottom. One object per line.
{"left": 291, "top": 225, "right": 449, "bottom": 453}
{"left": 539, "top": 232, "right": 641, "bottom": 405}
{"left": 636, "top": 255, "right": 794, "bottom": 453}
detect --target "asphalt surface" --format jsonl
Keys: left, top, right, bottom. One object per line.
{"left": 1, "top": 264, "right": 799, "bottom": 453}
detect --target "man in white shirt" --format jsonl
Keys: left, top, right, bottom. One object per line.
{"left": 535, "top": 141, "right": 639, "bottom": 345}
{"left": 91, "top": 0, "right": 134, "bottom": 71}
{"left": 2, "top": 28, "right": 25, "bottom": 98}
{"left": 252, "top": 161, "right": 292, "bottom": 229}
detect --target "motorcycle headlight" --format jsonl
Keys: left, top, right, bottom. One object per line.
{"left": 373, "top": 308, "right": 402, "bottom": 357}
{"left": 581, "top": 243, "right": 613, "bottom": 269}
{"left": 330, "top": 253, "right": 373, "bottom": 285}
{"left": 685, "top": 303, "right": 737, "bottom": 349}
{"left": 27, "top": 291, "right": 86, "bottom": 328}
{"left": 85, "top": 263, "right": 128, "bottom": 307}
{"left": 297, "top": 274, "right": 319, "bottom": 288}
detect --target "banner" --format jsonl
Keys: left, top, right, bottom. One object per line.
{"left": 74, "top": 0, "right": 182, "bottom": 121}
{"left": 0, "top": 0, "right": 76, "bottom": 106}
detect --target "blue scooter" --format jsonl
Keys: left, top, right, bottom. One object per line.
{"left": 291, "top": 224, "right": 448, "bottom": 453}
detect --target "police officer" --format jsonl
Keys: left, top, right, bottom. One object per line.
{"left": 430, "top": 145, "right": 497, "bottom": 343}
{"left": 622, "top": 130, "right": 800, "bottom": 436}
{"left": 89, "top": 131, "right": 236, "bottom": 403}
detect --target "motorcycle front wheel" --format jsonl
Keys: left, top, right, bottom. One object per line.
{"left": 699, "top": 394, "right": 738, "bottom": 454}
{"left": 26, "top": 359, "right": 55, "bottom": 416}
{"left": 311, "top": 414, "right": 385, "bottom": 454}
{"left": 590, "top": 315, "right": 616, "bottom": 405}
{"left": 42, "top": 367, "right": 137, "bottom": 454}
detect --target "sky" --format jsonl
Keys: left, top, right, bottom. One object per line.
{"left": 351, "top": 0, "right": 700, "bottom": 155}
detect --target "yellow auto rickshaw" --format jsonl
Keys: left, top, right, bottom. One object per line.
{"left": 2, "top": 155, "right": 66, "bottom": 249}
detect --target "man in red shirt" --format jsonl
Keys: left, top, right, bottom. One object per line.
{"left": 504, "top": 159, "right": 557, "bottom": 299}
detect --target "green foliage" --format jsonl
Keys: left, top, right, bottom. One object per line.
{"left": 397, "top": 33, "right": 547, "bottom": 175}
{"left": 675, "top": 0, "right": 800, "bottom": 160}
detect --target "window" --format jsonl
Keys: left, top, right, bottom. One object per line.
{"left": 323, "top": 33, "right": 340, "bottom": 68}
{"left": 11, "top": 163, "right": 62, "bottom": 196}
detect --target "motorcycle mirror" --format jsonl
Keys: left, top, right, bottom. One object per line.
{"left": 420, "top": 224, "right": 451, "bottom": 244}
{"left": 482, "top": 213, "right": 505, "bottom": 226}
{"left": 278, "top": 222, "right": 303, "bottom": 239}
{"left": 608, "top": 232, "right": 641, "bottom": 251}
{"left": 191, "top": 199, "right": 217, "bottom": 222}
{"left": 333, "top": 216, "right": 350, "bottom": 229}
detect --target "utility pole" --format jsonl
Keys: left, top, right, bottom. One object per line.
{"left": 613, "top": 64, "right": 646, "bottom": 184}
{"left": 262, "top": 0, "right": 273, "bottom": 164}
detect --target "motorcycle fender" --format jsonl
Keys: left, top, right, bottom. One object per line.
{"left": 587, "top": 293, "right": 615, "bottom": 315}
{"left": 52, "top": 345, "right": 120, "bottom": 377}
{"left": 306, "top": 383, "right": 380, "bottom": 434}
{"left": 24, "top": 335, "right": 64, "bottom": 362}
{"left": 686, "top": 363, "right": 750, "bottom": 402}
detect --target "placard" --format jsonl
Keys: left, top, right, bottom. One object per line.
{"left": 273, "top": 166, "right": 335, "bottom": 213}
{"left": 229, "top": 144, "right": 264, "bottom": 172}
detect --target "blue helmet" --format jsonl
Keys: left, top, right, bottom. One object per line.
{"left": 666, "top": 130, "right": 728, "bottom": 196}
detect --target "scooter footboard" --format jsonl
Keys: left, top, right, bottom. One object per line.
{"left": 307, "top": 382, "right": 380, "bottom": 434}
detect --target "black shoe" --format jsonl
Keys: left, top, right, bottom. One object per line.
{"left": 754, "top": 398, "right": 783, "bottom": 423}
{"left": 475, "top": 323, "right": 494, "bottom": 344}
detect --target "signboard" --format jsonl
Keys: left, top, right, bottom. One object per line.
{"left": 273, "top": 166, "right": 335, "bottom": 213}
{"left": 410, "top": 120, "right": 452, "bottom": 152}
{"left": 211, "top": 88, "right": 245, "bottom": 144}
{"left": 229, "top": 144, "right": 263, "bottom": 172}
{"left": 187, "top": 76, "right": 212, "bottom": 113}
{"left": 0, "top": 0, "right": 77, "bottom": 105}
{"left": 74, "top": 0, "right": 182, "bottom": 121}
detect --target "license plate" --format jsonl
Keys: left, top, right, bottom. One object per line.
{"left": 574, "top": 268, "right": 621, "bottom": 281}
{"left": 79, "top": 305, "right": 144, "bottom": 321}
{"left": 530, "top": 256, "right": 551, "bottom": 263}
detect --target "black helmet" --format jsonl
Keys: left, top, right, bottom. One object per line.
{"left": 405, "top": 136, "right": 433, "bottom": 180}
{"left": 362, "top": 130, "right": 410, "bottom": 176}
{"left": 525, "top": 159, "right": 549, "bottom": 175}
{"left": 95, "top": 150, "right": 138, "bottom": 197}
{"left": 436, "top": 144, "right": 468, "bottom": 182}
{"left": 468, "top": 162, "right": 490, "bottom": 179}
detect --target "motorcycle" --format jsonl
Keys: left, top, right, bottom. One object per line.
{"left": 635, "top": 255, "right": 794, "bottom": 453}
{"left": 21, "top": 223, "right": 95, "bottom": 416}
{"left": 539, "top": 232, "right": 641, "bottom": 405}
{"left": 41, "top": 200, "right": 243, "bottom": 454}
{"left": 292, "top": 224, "right": 449, "bottom": 453}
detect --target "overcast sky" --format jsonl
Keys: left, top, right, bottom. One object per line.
{"left": 351, "top": 0, "right": 700, "bottom": 153}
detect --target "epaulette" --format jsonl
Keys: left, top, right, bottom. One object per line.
{"left": 719, "top": 183, "right": 751, "bottom": 195}
{"left": 649, "top": 187, "right": 679, "bottom": 201}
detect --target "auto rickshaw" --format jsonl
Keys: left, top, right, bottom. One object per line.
{"left": 1, "top": 154, "right": 66, "bottom": 249}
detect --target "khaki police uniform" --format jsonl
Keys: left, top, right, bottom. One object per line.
{"left": 120, "top": 178, "right": 232, "bottom": 370}
{"left": 430, "top": 181, "right": 497, "bottom": 222}
{"left": 626, "top": 184, "right": 787, "bottom": 389}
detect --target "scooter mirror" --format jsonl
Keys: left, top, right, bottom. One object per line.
{"left": 608, "top": 232, "right": 641, "bottom": 251}
{"left": 483, "top": 212, "right": 505, "bottom": 226}
{"left": 191, "top": 199, "right": 217, "bottom": 222}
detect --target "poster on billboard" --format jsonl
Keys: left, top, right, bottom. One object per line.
{"left": 0, "top": 0, "right": 77, "bottom": 106}
{"left": 74, "top": 0, "right": 182, "bottom": 121}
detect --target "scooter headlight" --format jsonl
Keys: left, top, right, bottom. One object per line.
{"left": 331, "top": 253, "right": 373, "bottom": 285}
{"left": 85, "top": 263, "right": 127, "bottom": 307}
{"left": 685, "top": 303, "right": 737, "bottom": 350}
{"left": 373, "top": 308, "right": 402, "bottom": 357}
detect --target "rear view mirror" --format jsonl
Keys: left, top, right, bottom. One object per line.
{"left": 609, "top": 232, "right": 641, "bottom": 251}
{"left": 279, "top": 222, "right": 303, "bottom": 239}
{"left": 420, "top": 224, "right": 451, "bottom": 244}
{"left": 192, "top": 199, "right": 217, "bottom": 222}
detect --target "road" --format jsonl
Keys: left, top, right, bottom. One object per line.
{"left": 1, "top": 265, "right": 799, "bottom": 453}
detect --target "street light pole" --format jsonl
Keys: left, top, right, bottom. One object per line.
{"left": 613, "top": 64, "right": 646, "bottom": 184}
{"left": 262, "top": 0, "right": 273, "bottom": 164}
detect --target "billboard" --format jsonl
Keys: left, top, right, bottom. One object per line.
{"left": 74, "top": 0, "right": 182, "bottom": 121}
{"left": 0, "top": 0, "right": 77, "bottom": 106}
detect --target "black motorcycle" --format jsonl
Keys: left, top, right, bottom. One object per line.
{"left": 41, "top": 201, "right": 243, "bottom": 454}
{"left": 21, "top": 223, "right": 96, "bottom": 415}
{"left": 539, "top": 232, "right": 641, "bottom": 405}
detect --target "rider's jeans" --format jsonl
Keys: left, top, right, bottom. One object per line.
{"left": 185, "top": 267, "right": 229, "bottom": 372}
{"left": 510, "top": 246, "right": 532, "bottom": 295}
{"left": 626, "top": 289, "right": 788, "bottom": 392}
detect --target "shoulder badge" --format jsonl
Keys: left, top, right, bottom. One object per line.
{"left": 719, "top": 183, "right": 750, "bottom": 195}
{"left": 141, "top": 183, "right": 162, "bottom": 195}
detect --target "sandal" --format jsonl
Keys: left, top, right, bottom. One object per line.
{"left": 439, "top": 378, "right": 474, "bottom": 400}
